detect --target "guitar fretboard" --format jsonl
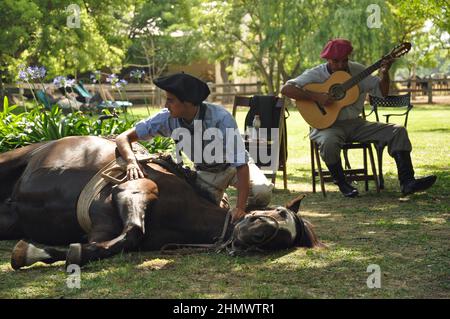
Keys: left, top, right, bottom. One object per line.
{"left": 341, "top": 59, "right": 383, "bottom": 91}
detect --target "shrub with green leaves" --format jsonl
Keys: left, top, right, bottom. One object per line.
{"left": 0, "top": 97, "right": 173, "bottom": 154}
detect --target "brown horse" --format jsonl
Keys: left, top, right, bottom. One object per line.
{"left": 0, "top": 136, "right": 322, "bottom": 270}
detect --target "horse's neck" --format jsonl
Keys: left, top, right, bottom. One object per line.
{"left": 196, "top": 205, "right": 230, "bottom": 239}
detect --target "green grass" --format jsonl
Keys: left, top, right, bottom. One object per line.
{"left": 0, "top": 103, "right": 449, "bottom": 298}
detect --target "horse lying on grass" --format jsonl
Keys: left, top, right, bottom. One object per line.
{"left": 0, "top": 136, "right": 322, "bottom": 270}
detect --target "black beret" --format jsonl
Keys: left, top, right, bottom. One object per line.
{"left": 153, "top": 73, "right": 210, "bottom": 105}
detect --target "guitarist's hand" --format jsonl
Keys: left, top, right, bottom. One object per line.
{"left": 380, "top": 57, "right": 394, "bottom": 74}
{"left": 312, "top": 92, "right": 334, "bottom": 106}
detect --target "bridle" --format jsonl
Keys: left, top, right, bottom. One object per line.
{"left": 160, "top": 207, "right": 303, "bottom": 255}
{"left": 223, "top": 214, "right": 281, "bottom": 255}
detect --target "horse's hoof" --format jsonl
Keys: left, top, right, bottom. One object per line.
{"left": 11, "top": 240, "right": 29, "bottom": 270}
{"left": 66, "top": 243, "right": 82, "bottom": 269}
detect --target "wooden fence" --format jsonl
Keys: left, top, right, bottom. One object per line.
{"left": 2, "top": 78, "right": 449, "bottom": 106}
{"left": 391, "top": 79, "right": 450, "bottom": 103}
{"left": 2, "top": 82, "right": 263, "bottom": 106}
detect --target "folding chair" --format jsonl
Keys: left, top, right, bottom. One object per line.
{"left": 35, "top": 90, "right": 52, "bottom": 110}
{"left": 310, "top": 106, "right": 380, "bottom": 197}
{"left": 73, "top": 81, "right": 132, "bottom": 113}
{"left": 368, "top": 93, "right": 413, "bottom": 189}
{"left": 311, "top": 139, "right": 379, "bottom": 197}
{"left": 232, "top": 95, "right": 288, "bottom": 189}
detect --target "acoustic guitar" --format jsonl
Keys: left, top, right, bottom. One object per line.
{"left": 295, "top": 42, "right": 411, "bottom": 129}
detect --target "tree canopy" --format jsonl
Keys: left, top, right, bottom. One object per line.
{"left": 0, "top": 0, "right": 448, "bottom": 93}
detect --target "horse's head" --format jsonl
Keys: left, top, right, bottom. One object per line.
{"left": 228, "top": 195, "right": 323, "bottom": 254}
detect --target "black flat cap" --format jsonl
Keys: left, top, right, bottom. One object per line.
{"left": 153, "top": 73, "right": 210, "bottom": 105}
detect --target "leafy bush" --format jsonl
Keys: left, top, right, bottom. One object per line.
{"left": 0, "top": 97, "right": 173, "bottom": 154}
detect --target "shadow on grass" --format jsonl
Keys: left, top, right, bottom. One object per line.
{"left": 414, "top": 128, "right": 450, "bottom": 133}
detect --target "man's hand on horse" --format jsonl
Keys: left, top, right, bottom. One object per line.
{"left": 126, "top": 161, "right": 146, "bottom": 180}
{"left": 231, "top": 207, "right": 247, "bottom": 223}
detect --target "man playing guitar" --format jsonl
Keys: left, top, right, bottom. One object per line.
{"left": 281, "top": 38, "right": 436, "bottom": 197}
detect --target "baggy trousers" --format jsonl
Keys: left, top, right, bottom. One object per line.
{"left": 310, "top": 118, "right": 412, "bottom": 166}
{"left": 195, "top": 158, "right": 274, "bottom": 208}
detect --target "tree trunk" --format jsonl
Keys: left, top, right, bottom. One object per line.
{"left": 219, "top": 59, "right": 233, "bottom": 104}
{"left": 411, "top": 65, "right": 417, "bottom": 100}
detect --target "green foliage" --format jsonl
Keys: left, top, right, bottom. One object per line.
{"left": 0, "top": 101, "right": 134, "bottom": 152}
{"left": 126, "top": 0, "right": 203, "bottom": 81}
{"left": 142, "top": 136, "right": 175, "bottom": 154}
{"left": 1, "top": 0, "right": 134, "bottom": 81}
{"left": 0, "top": 98, "right": 174, "bottom": 155}
{"left": 195, "top": 0, "right": 448, "bottom": 94}
{"left": 0, "top": 0, "right": 448, "bottom": 91}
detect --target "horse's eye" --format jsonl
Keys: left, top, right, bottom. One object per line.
{"left": 248, "top": 216, "right": 259, "bottom": 223}
{"left": 279, "top": 210, "right": 287, "bottom": 218}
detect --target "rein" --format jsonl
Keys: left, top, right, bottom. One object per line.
{"left": 160, "top": 209, "right": 233, "bottom": 254}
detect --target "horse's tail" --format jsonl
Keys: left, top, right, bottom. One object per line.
{"left": 0, "top": 142, "right": 52, "bottom": 200}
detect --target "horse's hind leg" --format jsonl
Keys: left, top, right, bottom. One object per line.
{"left": 9, "top": 229, "right": 120, "bottom": 270}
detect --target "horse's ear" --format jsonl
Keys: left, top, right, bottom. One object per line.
{"left": 285, "top": 194, "right": 306, "bottom": 213}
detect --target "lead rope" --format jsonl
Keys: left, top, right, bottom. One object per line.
{"left": 160, "top": 209, "right": 233, "bottom": 255}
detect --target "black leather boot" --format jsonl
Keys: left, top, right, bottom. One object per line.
{"left": 393, "top": 151, "right": 437, "bottom": 195}
{"left": 326, "top": 160, "right": 359, "bottom": 198}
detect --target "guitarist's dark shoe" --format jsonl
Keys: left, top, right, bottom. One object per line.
{"left": 401, "top": 176, "right": 437, "bottom": 196}
{"left": 327, "top": 160, "right": 359, "bottom": 198}
{"left": 393, "top": 151, "right": 437, "bottom": 195}
{"left": 336, "top": 181, "right": 359, "bottom": 198}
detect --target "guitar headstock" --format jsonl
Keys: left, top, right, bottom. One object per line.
{"left": 387, "top": 42, "right": 412, "bottom": 59}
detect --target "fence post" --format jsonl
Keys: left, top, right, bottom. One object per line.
{"left": 427, "top": 79, "right": 433, "bottom": 104}
{"left": 257, "top": 81, "right": 262, "bottom": 94}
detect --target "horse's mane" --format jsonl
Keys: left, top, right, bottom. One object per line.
{"left": 148, "top": 154, "right": 218, "bottom": 205}
{"left": 105, "top": 136, "right": 218, "bottom": 205}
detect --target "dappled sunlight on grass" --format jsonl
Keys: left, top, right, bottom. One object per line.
{"left": 136, "top": 258, "right": 174, "bottom": 271}
{"left": 299, "top": 210, "right": 331, "bottom": 218}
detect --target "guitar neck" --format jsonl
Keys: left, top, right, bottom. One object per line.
{"left": 342, "top": 59, "right": 383, "bottom": 91}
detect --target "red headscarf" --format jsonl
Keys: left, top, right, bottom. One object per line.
{"left": 320, "top": 39, "right": 353, "bottom": 59}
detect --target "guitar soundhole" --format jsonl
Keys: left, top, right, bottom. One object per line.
{"left": 329, "top": 84, "right": 346, "bottom": 100}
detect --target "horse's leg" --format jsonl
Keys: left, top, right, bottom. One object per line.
{"left": 9, "top": 226, "right": 122, "bottom": 270}
{"left": 10, "top": 240, "right": 68, "bottom": 270}
{"left": 10, "top": 194, "right": 123, "bottom": 270}
{"left": 10, "top": 220, "right": 123, "bottom": 270}
{"left": 66, "top": 179, "right": 158, "bottom": 267}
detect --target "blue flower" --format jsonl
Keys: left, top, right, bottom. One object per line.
{"left": 19, "top": 65, "right": 46, "bottom": 81}
{"left": 115, "top": 79, "right": 128, "bottom": 88}
{"left": 53, "top": 76, "right": 66, "bottom": 88}
{"left": 106, "top": 74, "right": 118, "bottom": 84}
{"left": 18, "top": 70, "right": 29, "bottom": 81}
{"left": 38, "top": 67, "right": 46, "bottom": 79}
{"left": 66, "top": 79, "right": 76, "bottom": 87}
{"left": 53, "top": 76, "right": 75, "bottom": 88}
